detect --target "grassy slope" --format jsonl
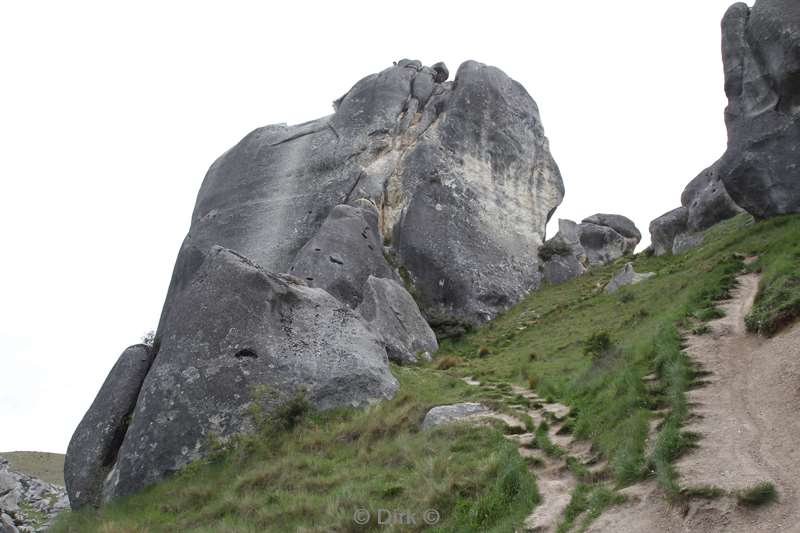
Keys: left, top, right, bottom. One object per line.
{"left": 54, "top": 214, "right": 800, "bottom": 532}
{"left": 1, "top": 451, "right": 65, "bottom": 486}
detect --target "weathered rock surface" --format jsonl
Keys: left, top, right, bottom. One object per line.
{"left": 714, "top": 0, "right": 800, "bottom": 218}
{"left": 101, "top": 246, "right": 398, "bottom": 502}
{"left": 605, "top": 263, "right": 655, "bottom": 293}
{"left": 421, "top": 403, "right": 489, "bottom": 429}
{"left": 672, "top": 231, "right": 705, "bottom": 255}
{"left": 64, "top": 344, "right": 154, "bottom": 509}
{"left": 189, "top": 59, "right": 563, "bottom": 324}
{"left": 0, "top": 457, "right": 68, "bottom": 532}
{"left": 581, "top": 214, "right": 641, "bottom": 253}
{"left": 542, "top": 253, "right": 586, "bottom": 285}
{"left": 356, "top": 276, "right": 438, "bottom": 365}
{"left": 681, "top": 163, "right": 743, "bottom": 232}
{"left": 649, "top": 207, "right": 689, "bottom": 256}
{"left": 289, "top": 201, "right": 398, "bottom": 308}
{"left": 70, "top": 59, "right": 565, "bottom": 506}
{"left": 576, "top": 214, "right": 641, "bottom": 266}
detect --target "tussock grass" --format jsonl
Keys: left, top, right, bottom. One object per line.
{"left": 54, "top": 214, "right": 800, "bottom": 532}
{"left": 736, "top": 481, "right": 777, "bottom": 506}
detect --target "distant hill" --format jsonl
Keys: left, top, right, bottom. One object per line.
{"left": 1, "top": 451, "right": 65, "bottom": 486}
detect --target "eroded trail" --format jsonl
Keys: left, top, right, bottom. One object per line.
{"left": 462, "top": 378, "right": 605, "bottom": 532}
{"left": 589, "top": 273, "right": 800, "bottom": 532}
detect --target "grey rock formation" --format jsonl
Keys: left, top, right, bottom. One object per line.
{"left": 649, "top": 207, "right": 689, "bottom": 256}
{"left": 581, "top": 214, "right": 641, "bottom": 253}
{"left": 672, "top": 232, "right": 705, "bottom": 255}
{"left": 579, "top": 223, "right": 627, "bottom": 266}
{"left": 421, "top": 403, "right": 489, "bottom": 429}
{"left": 0, "top": 457, "right": 68, "bottom": 532}
{"left": 605, "top": 263, "right": 655, "bottom": 293}
{"left": 542, "top": 253, "right": 586, "bottom": 285}
{"left": 357, "top": 276, "right": 438, "bottom": 365}
{"left": 65, "top": 344, "right": 154, "bottom": 509}
{"left": 714, "top": 1, "right": 800, "bottom": 218}
{"left": 681, "top": 164, "right": 743, "bottom": 232}
{"left": 289, "top": 201, "right": 398, "bottom": 308}
{"left": 70, "top": 59, "right": 564, "bottom": 506}
{"left": 189, "top": 59, "right": 563, "bottom": 325}
{"left": 102, "top": 246, "right": 398, "bottom": 502}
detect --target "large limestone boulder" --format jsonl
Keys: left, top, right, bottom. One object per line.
{"left": 100, "top": 246, "right": 398, "bottom": 502}
{"left": 189, "top": 59, "right": 563, "bottom": 325}
{"left": 581, "top": 214, "right": 641, "bottom": 254}
{"left": 65, "top": 344, "right": 155, "bottom": 509}
{"left": 649, "top": 207, "right": 689, "bottom": 256}
{"left": 289, "top": 201, "right": 398, "bottom": 308}
{"left": 715, "top": 1, "right": 800, "bottom": 218}
{"left": 681, "top": 163, "right": 742, "bottom": 232}
{"left": 357, "top": 276, "right": 438, "bottom": 364}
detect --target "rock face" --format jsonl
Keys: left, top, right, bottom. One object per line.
{"left": 356, "top": 276, "right": 438, "bottom": 365}
{"left": 715, "top": 1, "right": 800, "bottom": 218}
{"left": 289, "top": 201, "right": 397, "bottom": 308}
{"left": 67, "top": 59, "right": 564, "bottom": 506}
{"left": 605, "top": 263, "right": 655, "bottom": 293}
{"left": 101, "top": 246, "right": 398, "bottom": 501}
{"left": 649, "top": 207, "right": 689, "bottom": 256}
{"left": 0, "top": 457, "right": 68, "bottom": 532}
{"left": 579, "top": 214, "right": 641, "bottom": 266}
{"left": 64, "top": 344, "right": 155, "bottom": 509}
{"left": 189, "top": 59, "right": 563, "bottom": 324}
{"left": 681, "top": 164, "right": 743, "bottom": 233}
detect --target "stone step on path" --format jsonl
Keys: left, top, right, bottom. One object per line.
{"left": 462, "top": 377, "right": 608, "bottom": 532}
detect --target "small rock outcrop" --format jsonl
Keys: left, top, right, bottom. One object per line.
{"left": 579, "top": 214, "right": 641, "bottom": 266}
{"left": 649, "top": 207, "right": 689, "bottom": 256}
{"left": 0, "top": 457, "right": 68, "bottom": 532}
{"left": 421, "top": 403, "right": 490, "bottom": 429}
{"left": 681, "top": 163, "right": 743, "bottom": 233}
{"left": 356, "top": 276, "right": 438, "bottom": 365}
{"left": 715, "top": 0, "right": 800, "bottom": 218}
{"left": 605, "top": 263, "right": 655, "bottom": 293}
{"left": 65, "top": 344, "right": 155, "bottom": 509}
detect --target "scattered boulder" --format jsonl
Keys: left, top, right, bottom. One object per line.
{"left": 681, "top": 163, "right": 743, "bottom": 232}
{"left": 649, "top": 207, "right": 689, "bottom": 256}
{"left": 289, "top": 202, "right": 398, "bottom": 308}
{"left": 100, "top": 245, "right": 398, "bottom": 502}
{"left": 64, "top": 344, "right": 155, "bottom": 509}
{"left": 605, "top": 263, "right": 655, "bottom": 293}
{"left": 579, "top": 223, "right": 627, "bottom": 266}
{"left": 713, "top": 1, "right": 800, "bottom": 218}
{"left": 581, "top": 214, "right": 641, "bottom": 253}
{"left": 421, "top": 403, "right": 490, "bottom": 429}
{"left": 542, "top": 253, "right": 586, "bottom": 285}
{"left": 0, "top": 457, "right": 68, "bottom": 532}
{"left": 357, "top": 276, "right": 438, "bottom": 365}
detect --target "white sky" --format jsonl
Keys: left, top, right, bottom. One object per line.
{"left": 0, "top": 0, "right": 741, "bottom": 453}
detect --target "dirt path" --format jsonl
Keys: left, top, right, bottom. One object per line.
{"left": 461, "top": 378, "right": 604, "bottom": 532}
{"left": 588, "top": 273, "right": 800, "bottom": 532}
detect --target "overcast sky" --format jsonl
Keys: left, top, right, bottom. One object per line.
{"left": 0, "top": 0, "right": 740, "bottom": 453}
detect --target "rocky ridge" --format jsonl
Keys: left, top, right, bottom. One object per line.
{"left": 0, "top": 457, "right": 67, "bottom": 533}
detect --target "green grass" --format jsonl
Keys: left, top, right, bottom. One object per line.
{"left": 53, "top": 368, "right": 537, "bottom": 532}
{"left": 736, "top": 481, "right": 777, "bottom": 507}
{"left": 53, "top": 213, "right": 800, "bottom": 532}
{"left": 0, "top": 451, "right": 65, "bottom": 486}
{"left": 744, "top": 216, "right": 800, "bottom": 335}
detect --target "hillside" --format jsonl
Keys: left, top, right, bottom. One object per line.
{"left": 51, "top": 213, "right": 800, "bottom": 531}
{"left": 0, "top": 451, "right": 65, "bottom": 487}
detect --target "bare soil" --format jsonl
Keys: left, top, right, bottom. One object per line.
{"left": 588, "top": 273, "right": 800, "bottom": 532}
